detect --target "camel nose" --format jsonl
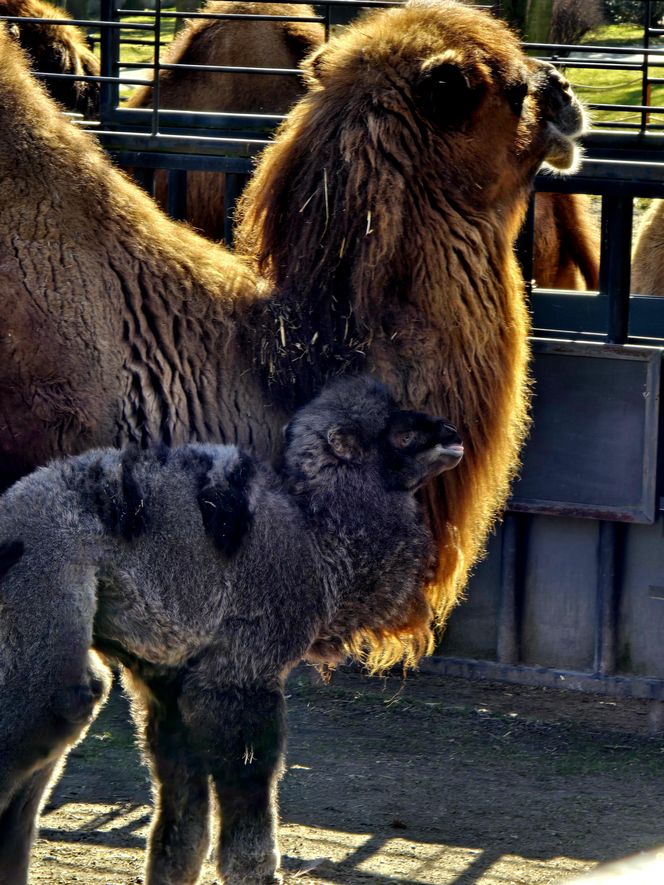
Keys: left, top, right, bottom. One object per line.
{"left": 434, "top": 419, "right": 461, "bottom": 446}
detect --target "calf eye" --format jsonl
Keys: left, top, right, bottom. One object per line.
{"left": 391, "top": 430, "right": 416, "bottom": 448}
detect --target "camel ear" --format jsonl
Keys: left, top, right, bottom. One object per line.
{"left": 327, "top": 426, "right": 362, "bottom": 462}
{"left": 414, "top": 60, "right": 478, "bottom": 128}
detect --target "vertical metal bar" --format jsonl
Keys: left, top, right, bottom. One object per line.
{"left": 594, "top": 522, "right": 622, "bottom": 676}
{"left": 324, "top": 1, "right": 331, "bottom": 42}
{"left": 224, "top": 173, "right": 248, "bottom": 246}
{"left": 497, "top": 514, "right": 524, "bottom": 665}
{"left": 99, "top": 0, "right": 119, "bottom": 125}
{"left": 152, "top": 0, "right": 162, "bottom": 138}
{"left": 516, "top": 193, "right": 536, "bottom": 299}
{"left": 593, "top": 195, "right": 631, "bottom": 679}
{"left": 600, "top": 194, "right": 633, "bottom": 343}
{"left": 134, "top": 167, "right": 155, "bottom": 196}
{"left": 167, "top": 170, "right": 188, "bottom": 222}
{"left": 641, "top": 0, "right": 652, "bottom": 131}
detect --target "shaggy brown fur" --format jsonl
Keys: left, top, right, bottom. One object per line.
{"left": 0, "top": 0, "right": 99, "bottom": 117}
{"left": 632, "top": 200, "right": 664, "bottom": 295}
{"left": 534, "top": 191, "right": 599, "bottom": 289}
{"left": 128, "top": 2, "right": 324, "bottom": 240}
{"left": 0, "top": 1, "right": 584, "bottom": 671}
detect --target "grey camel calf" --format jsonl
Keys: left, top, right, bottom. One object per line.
{"left": 0, "top": 374, "right": 463, "bottom": 885}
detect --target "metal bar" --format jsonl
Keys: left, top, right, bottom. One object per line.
{"left": 34, "top": 73, "right": 152, "bottom": 86}
{"left": 121, "top": 12, "right": 325, "bottom": 22}
{"left": 419, "top": 657, "right": 664, "bottom": 701}
{"left": 110, "top": 151, "right": 253, "bottom": 174}
{"left": 600, "top": 195, "right": 633, "bottom": 341}
{"left": 496, "top": 515, "right": 523, "bottom": 665}
{"left": 152, "top": 0, "right": 161, "bottom": 139}
{"left": 0, "top": 15, "right": 152, "bottom": 28}
{"left": 224, "top": 173, "right": 248, "bottom": 246}
{"left": 118, "top": 107, "right": 285, "bottom": 126}
{"left": 121, "top": 61, "right": 303, "bottom": 76}
{"left": 594, "top": 522, "right": 622, "bottom": 676}
{"left": 121, "top": 0, "right": 400, "bottom": 10}
{"left": 133, "top": 167, "right": 155, "bottom": 195}
{"left": 589, "top": 196, "right": 633, "bottom": 680}
{"left": 642, "top": 0, "right": 652, "bottom": 131}
{"left": 166, "top": 170, "right": 188, "bottom": 222}
{"left": 99, "top": 0, "right": 120, "bottom": 125}
{"left": 515, "top": 193, "right": 535, "bottom": 298}
{"left": 587, "top": 103, "right": 664, "bottom": 113}
{"left": 524, "top": 40, "right": 664, "bottom": 56}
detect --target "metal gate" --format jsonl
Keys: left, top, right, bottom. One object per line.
{"left": 4, "top": 0, "right": 664, "bottom": 697}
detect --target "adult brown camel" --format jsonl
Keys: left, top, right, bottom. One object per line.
{"left": 127, "top": 1, "right": 324, "bottom": 240}
{"left": 0, "top": 0, "right": 99, "bottom": 116}
{"left": 0, "top": 1, "right": 585, "bottom": 669}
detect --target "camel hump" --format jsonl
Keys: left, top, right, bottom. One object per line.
{"left": 193, "top": 447, "right": 256, "bottom": 557}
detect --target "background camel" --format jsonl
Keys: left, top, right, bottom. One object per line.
{"left": 127, "top": 0, "right": 599, "bottom": 284}
{"left": 127, "top": 1, "right": 324, "bottom": 240}
{"left": 534, "top": 191, "right": 599, "bottom": 289}
{"left": 0, "top": 0, "right": 585, "bottom": 666}
{"left": 632, "top": 200, "right": 664, "bottom": 294}
{"left": 0, "top": 0, "right": 99, "bottom": 117}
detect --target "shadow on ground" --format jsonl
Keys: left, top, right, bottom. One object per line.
{"left": 32, "top": 669, "right": 664, "bottom": 884}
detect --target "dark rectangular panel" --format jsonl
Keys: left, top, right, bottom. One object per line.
{"left": 509, "top": 339, "right": 661, "bottom": 523}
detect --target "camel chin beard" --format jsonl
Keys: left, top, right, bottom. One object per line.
{"left": 540, "top": 119, "right": 586, "bottom": 174}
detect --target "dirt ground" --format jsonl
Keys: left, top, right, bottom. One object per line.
{"left": 29, "top": 667, "right": 664, "bottom": 885}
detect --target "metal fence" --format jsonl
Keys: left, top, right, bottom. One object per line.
{"left": 6, "top": 0, "right": 664, "bottom": 698}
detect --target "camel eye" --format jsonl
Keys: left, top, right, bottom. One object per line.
{"left": 414, "top": 62, "right": 477, "bottom": 128}
{"left": 391, "top": 430, "right": 416, "bottom": 449}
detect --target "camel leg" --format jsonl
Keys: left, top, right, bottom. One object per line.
{"left": 179, "top": 672, "right": 286, "bottom": 885}
{"left": 0, "top": 761, "right": 59, "bottom": 885}
{"left": 125, "top": 671, "right": 211, "bottom": 885}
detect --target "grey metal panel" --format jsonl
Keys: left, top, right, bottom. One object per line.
{"left": 618, "top": 520, "right": 664, "bottom": 678}
{"left": 520, "top": 516, "right": 598, "bottom": 671}
{"left": 440, "top": 530, "right": 502, "bottom": 661}
{"left": 510, "top": 340, "right": 661, "bottom": 523}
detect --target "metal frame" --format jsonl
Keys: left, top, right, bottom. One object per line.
{"left": 509, "top": 339, "right": 661, "bottom": 523}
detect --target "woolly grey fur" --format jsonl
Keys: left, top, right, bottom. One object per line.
{"left": 0, "top": 375, "right": 462, "bottom": 885}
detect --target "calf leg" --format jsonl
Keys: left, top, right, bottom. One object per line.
{"left": 0, "top": 762, "right": 58, "bottom": 885}
{"left": 179, "top": 673, "right": 286, "bottom": 885}
{"left": 124, "top": 670, "right": 211, "bottom": 885}
{"left": 0, "top": 656, "right": 109, "bottom": 885}
{"left": 0, "top": 549, "right": 108, "bottom": 884}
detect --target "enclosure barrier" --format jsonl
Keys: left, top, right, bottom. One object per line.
{"left": 5, "top": 0, "right": 664, "bottom": 698}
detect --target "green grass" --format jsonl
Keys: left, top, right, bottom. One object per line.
{"left": 565, "top": 22, "right": 664, "bottom": 128}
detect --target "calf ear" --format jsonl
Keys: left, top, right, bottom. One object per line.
{"left": 327, "top": 426, "right": 362, "bottom": 462}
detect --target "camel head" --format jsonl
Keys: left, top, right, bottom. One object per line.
{"left": 303, "top": 0, "right": 585, "bottom": 200}
{"left": 237, "top": 0, "right": 586, "bottom": 284}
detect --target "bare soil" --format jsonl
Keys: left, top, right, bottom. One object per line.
{"left": 30, "top": 668, "right": 664, "bottom": 885}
